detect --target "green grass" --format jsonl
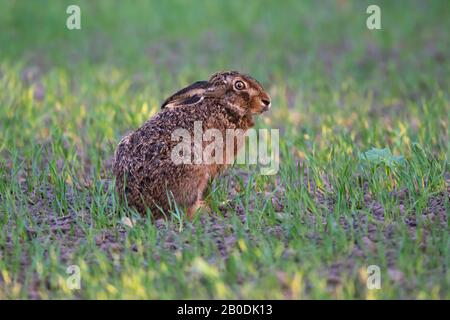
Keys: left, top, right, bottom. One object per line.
{"left": 0, "top": 0, "right": 449, "bottom": 299}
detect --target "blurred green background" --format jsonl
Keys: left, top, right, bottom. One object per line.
{"left": 2, "top": 0, "right": 449, "bottom": 85}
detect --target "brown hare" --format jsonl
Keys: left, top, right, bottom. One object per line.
{"left": 113, "top": 71, "right": 271, "bottom": 219}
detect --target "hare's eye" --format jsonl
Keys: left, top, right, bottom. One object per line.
{"left": 234, "top": 81, "right": 246, "bottom": 90}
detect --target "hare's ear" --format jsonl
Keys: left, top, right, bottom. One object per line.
{"left": 161, "top": 81, "right": 208, "bottom": 109}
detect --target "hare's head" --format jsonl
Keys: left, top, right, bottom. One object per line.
{"left": 161, "top": 71, "right": 271, "bottom": 116}
{"left": 205, "top": 71, "right": 271, "bottom": 116}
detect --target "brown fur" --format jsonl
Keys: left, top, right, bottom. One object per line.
{"left": 113, "top": 71, "right": 271, "bottom": 218}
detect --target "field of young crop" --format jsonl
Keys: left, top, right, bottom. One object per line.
{"left": 0, "top": 0, "right": 449, "bottom": 299}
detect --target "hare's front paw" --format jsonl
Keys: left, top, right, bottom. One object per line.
{"left": 187, "top": 199, "right": 210, "bottom": 219}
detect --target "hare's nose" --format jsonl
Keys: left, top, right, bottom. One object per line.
{"left": 262, "top": 99, "right": 271, "bottom": 107}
